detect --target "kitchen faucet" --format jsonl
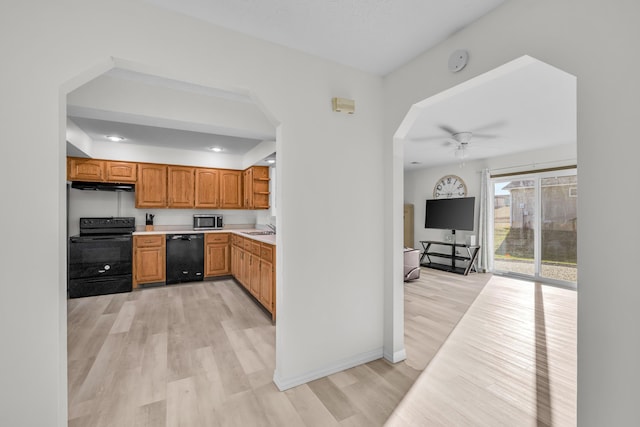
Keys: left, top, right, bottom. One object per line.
{"left": 267, "top": 223, "right": 276, "bottom": 233}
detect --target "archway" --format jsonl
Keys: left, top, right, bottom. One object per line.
{"left": 389, "top": 55, "right": 577, "bottom": 364}
{"left": 59, "top": 57, "right": 282, "bottom": 414}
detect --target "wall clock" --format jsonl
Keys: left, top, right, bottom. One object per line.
{"left": 433, "top": 175, "right": 467, "bottom": 199}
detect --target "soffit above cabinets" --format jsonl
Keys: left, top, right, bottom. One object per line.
{"left": 67, "top": 69, "right": 276, "bottom": 162}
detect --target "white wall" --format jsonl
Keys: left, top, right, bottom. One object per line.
{"left": 0, "top": 1, "right": 384, "bottom": 425}
{"left": 384, "top": 0, "right": 640, "bottom": 424}
{"left": 67, "top": 189, "right": 260, "bottom": 236}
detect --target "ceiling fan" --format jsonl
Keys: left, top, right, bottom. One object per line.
{"left": 414, "top": 121, "right": 502, "bottom": 147}
{"left": 411, "top": 123, "right": 502, "bottom": 142}
{"left": 409, "top": 122, "right": 504, "bottom": 166}
{"left": 446, "top": 131, "right": 474, "bottom": 160}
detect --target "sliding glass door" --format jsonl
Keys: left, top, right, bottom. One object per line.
{"left": 491, "top": 169, "right": 577, "bottom": 287}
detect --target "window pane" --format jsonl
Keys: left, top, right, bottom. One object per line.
{"left": 540, "top": 175, "right": 577, "bottom": 282}
{"left": 493, "top": 180, "right": 535, "bottom": 276}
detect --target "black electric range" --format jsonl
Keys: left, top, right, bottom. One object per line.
{"left": 68, "top": 217, "right": 135, "bottom": 298}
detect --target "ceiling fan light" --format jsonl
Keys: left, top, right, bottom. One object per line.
{"left": 453, "top": 132, "right": 472, "bottom": 144}
{"left": 106, "top": 135, "right": 125, "bottom": 142}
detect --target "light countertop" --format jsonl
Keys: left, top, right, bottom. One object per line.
{"left": 133, "top": 226, "right": 276, "bottom": 245}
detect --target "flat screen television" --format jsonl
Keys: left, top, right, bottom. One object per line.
{"left": 425, "top": 197, "right": 475, "bottom": 231}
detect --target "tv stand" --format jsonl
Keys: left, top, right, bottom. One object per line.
{"left": 419, "top": 240, "right": 480, "bottom": 276}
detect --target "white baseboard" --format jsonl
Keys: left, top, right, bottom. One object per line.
{"left": 383, "top": 348, "right": 406, "bottom": 363}
{"left": 273, "top": 347, "right": 383, "bottom": 391}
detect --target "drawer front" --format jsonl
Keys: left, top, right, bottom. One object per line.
{"left": 206, "top": 233, "right": 229, "bottom": 244}
{"left": 251, "top": 241, "right": 261, "bottom": 255}
{"left": 260, "top": 243, "right": 273, "bottom": 262}
{"left": 243, "top": 239, "right": 253, "bottom": 251}
{"left": 134, "top": 234, "right": 164, "bottom": 248}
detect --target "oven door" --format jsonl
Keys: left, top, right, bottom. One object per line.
{"left": 68, "top": 235, "right": 132, "bottom": 279}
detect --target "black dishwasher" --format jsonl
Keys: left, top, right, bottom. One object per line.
{"left": 166, "top": 234, "right": 204, "bottom": 284}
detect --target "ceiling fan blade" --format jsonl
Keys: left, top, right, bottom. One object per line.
{"left": 438, "top": 124, "right": 458, "bottom": 135}
{"left": 443, "top": 138, "right": 457, "bottom": 146}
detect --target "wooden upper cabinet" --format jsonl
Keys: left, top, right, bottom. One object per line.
{"left": 251, "top": 166, "right": 270, "bottom": 209}
{"left": 68, "top": 157, "right": 137, "bottom": 183}
{"left": 105, "top": 161, "right": 137, "bottom": 183}
{"left": 241, "top": 166, "right": 270, "bottom": 210}
{"left": 168, "top": 166, "right": 195, "bottom": 208}
{"left": 67, "top": 156, "right": 268, "bottom": 211}
{"left": 67, "top": 158, "right": 104, "bottom": 181}
{"left": 243, "top": 168, "right": 253, "bottom": 209}
{"left": 195, "top": 168, "right": 220, "bottom": 208}
{"left": 220, "top": 170, "right": 243, "bottom": 209}
{"left": 136, "top": 163, "right": 167, "bottom": 208}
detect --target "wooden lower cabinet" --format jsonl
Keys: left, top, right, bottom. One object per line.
{"left": 204, "top": 233, "right": 230, "bottom": 277}
{"left": 249, "top": 241, "right": 261, "bottom": 297}
{"left": 133, "top": 235, "right": 166, "bottom": 287}
{"left": 230, "top": 244, "right": 239, "bottom": 278}
{"left": 241, "top": 249, "right": 251, "bottom": 291}
{"left": 131, "top": 231, "right": 274, "bottom": 319}
{"left": 249, "top": 253, "right": 261, "bottom": 298}
{"left": 229, "top": 234, "right": 276, "bottom": 320}
{"left": 259, "top": 243, "right": 275, "bottom": 315}
{"left": 259, "top": 259, "right": 274, "bottom": 313}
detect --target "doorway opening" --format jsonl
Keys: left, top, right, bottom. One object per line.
{"left": 60, "top": 58, "right": 281, "bottom": 420}
{"left": 492, "top": 167, "right": 577, "bottom": 288}
{"left": 392, "top": 55, "right": 577, "bottom": 362}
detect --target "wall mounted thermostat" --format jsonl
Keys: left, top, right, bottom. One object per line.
{"left": 448, "top": 50, "right": 469, "bottom": 73}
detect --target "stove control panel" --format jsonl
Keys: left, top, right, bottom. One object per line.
{"left": 79, "top": 217, "right": 136, "bottom": 234}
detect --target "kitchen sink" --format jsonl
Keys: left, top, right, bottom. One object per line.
{"left": 242, "top": 231, "right": 275, "bottom": 236}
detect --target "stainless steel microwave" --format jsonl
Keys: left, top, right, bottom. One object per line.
{"left": 193, "top": 214, "right": 223, "bottom": 230}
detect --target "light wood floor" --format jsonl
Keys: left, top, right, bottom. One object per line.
{"left": 67, "top": 270, "right": 575, "bottom": 426}
{"left": 387, "top": 274, "right": 577, "bottom": 426}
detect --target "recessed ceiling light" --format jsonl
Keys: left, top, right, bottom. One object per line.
{"left": 208, "top": 146, "right": 223, "bottom": 152}
{"left": 106, "top": 135, "right": 125, "bottom": 142}
{"left": 266, "top": 159, "right": 276, "bottom": 164}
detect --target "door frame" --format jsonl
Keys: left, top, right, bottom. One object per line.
{"left": 490, "top": 167, "right": 577, "bottom": 289}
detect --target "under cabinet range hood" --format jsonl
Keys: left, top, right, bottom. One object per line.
{"left": 71, "top": 181, "right": 135, "bottom": 192}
